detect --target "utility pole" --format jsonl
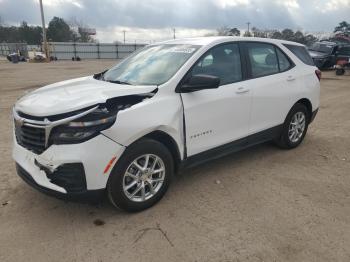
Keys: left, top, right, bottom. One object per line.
{"left": 39, "top": 0, "right": 49, "bottom": 59}
{"left": 123, "top": 30, "right": 126, "bottom": 44}
{"left": 246, "top": 22, "right": 251, "bottom": 35}
{"left": 173, "top": 28, "right": 176, "bottom": 39}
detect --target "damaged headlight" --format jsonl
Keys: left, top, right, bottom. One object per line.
{"left": 51, "top": 107, "right": 117, "bottom": 144}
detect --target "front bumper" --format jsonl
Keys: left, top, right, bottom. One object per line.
{"left": 13, "top": 133, "right": 125, "bottom": 197}
{"left": 16, "top": 163, "right": 104, "bottom": 201}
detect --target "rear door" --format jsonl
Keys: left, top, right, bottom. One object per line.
{"left": 242, "top": 42, "right": 299, "bottom": 135}
{"left": 180, "top": 43, "right": 252, "bottom": 156}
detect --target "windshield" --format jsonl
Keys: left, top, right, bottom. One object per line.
{"left": 103, "top": 44, "right": 200, "bottom": 85}
{"left": 309, "top": 43, "right": 334, "bottom": 54}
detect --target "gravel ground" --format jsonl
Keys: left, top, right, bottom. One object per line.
{"left": 0, "top": 60, "right": 349, "bottom": 262}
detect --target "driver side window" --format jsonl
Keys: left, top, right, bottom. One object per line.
{"left": 191, "top": 43, "right": 242, "bottom": 85}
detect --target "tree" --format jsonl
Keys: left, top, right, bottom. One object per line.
{"left": 228, "top": 28, "right": 240, "bottom": 36}
{"left": 271, "top": 31, "right": 282, "bottom": 39}
{"left": 217, "top": 26, "right": 240, "bottom": 36}
{"left": 304, "top": 34, "right": 318, "bottom": 46}
{"left": 252, "top": 27, "right": 267, "bottom": 38}
{"left": 293, "top": 30, "right": 304, "bottom": 43}
{"left": 334, "top": 21, "right": 350, "bottom": 35}
{"left": 69, "top": 17, "right": 95, "bottom": 42}
{"left": 18, "top": 21, "right": 42, "bottom": 45}
{"left": 281, "top": 29, "right": 294, "bottom": 41}
{"left": 243, "top": 31, "right": 252, "bottom": 37}
{"left": 47, "top": 17, "right": 73, "bottom": 42}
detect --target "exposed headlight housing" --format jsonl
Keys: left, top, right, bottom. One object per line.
{"left": 51, "top": 107, "right": 117, "bottom": 144}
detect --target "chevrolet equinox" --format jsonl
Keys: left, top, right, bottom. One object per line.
{"left": 13, "top": 37, "right": 320, "bottom": 211}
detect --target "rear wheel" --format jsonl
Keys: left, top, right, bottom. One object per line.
{"left": 107, "top": 139, "right": 173, "bottom": 212}
{"left": 275, "top": 103, "right": 309, "bottom": 149}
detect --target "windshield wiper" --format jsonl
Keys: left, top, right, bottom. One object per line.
{"left": 93, "top": 69, "right": 108, "bottom": 80}
{"left": 106, "top": 80, "right": 132, "bottom": 85}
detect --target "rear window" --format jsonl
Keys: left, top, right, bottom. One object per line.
{"left": 284, "top": 44, "right": 314, "bottom": 66}
{"left": 246, "top": 43, "right": 279, "bottom": 78}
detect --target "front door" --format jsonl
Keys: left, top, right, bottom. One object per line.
{"left": 180, "top": 43, "right": 252, "bottom": 156}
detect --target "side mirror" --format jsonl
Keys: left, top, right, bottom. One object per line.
{"left": 180, "top": 74, "right": 220, "bottom": 93}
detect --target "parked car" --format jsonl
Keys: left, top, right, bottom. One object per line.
{"left": 308, "top": 41, "right": 350, "bottom": 69}
{"left": 334, "top": 45, "right": 350, "bottom": 75}
{"left": 13, "top": 37, "right": 320, "bottom": 212}
{"left": 6, "top": 52, "right": 26, "bottom": 63}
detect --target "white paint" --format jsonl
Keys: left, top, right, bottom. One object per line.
{"left": 13, "top": 36, "right": 320, "bottom": 193}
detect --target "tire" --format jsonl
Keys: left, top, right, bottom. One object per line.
{"left": 275, "top": 103, "right": 310, "bottom": 149}
{"left": 107, "top": 138, "right": 173, "bottom": 212}
{"left": 336, "top": 69, "right": 345, "bottom": 75}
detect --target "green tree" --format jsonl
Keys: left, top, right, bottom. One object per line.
{"left": 281, "top": 29, "right": 294, "bottom": 41}
{"left": 304, "top": 34, "right": 318, "bottom": 46}
{"left": 68, "top": 17, "right": 95, "bottom": 42}
{"left": 228, "top": 28, "right": 240, "bottom": 36}
{"left": 252, "top": 27, "right": 267, "bottom": 38}
{"left": 293, "top": 30, "right": 304, "bottom": 43}
{"left": 334, "top": 21, "right": 350, "bottom": 34}
{"left": 243, "top": 31, "right": 252, "bottom": 37}
{"left": 217, "top": 26, "right": 240, "bottom": 36}
{"left": 47, "top": 17, "right": 73, "bottom": 42}
{"left": 271, "top": 31, "right": 282, "bottom": 39}
{"left": 18, "top": 21, "right": 42, "bottom": 45}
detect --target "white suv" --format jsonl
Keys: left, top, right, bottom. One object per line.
{"left": 13, "top": 37, "right": 320, "bottom": 211}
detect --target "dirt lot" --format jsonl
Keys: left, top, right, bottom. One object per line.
{"left": 0, "top": 60, "right": 349, "bottom": 262}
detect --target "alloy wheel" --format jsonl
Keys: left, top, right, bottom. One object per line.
{"left": 288, "top": 111, "right": 306, "bottom": 143}
{"left": 122, "top": 154, "right": 165, "bottom": 202}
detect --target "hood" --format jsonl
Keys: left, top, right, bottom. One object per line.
{"left": 15, "top": 76, "right": 157, "bottom": 117}
{"left": 308, "top": 50, "right": 329, "bottom": 58}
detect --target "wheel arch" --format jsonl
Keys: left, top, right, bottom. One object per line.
{"left": 295, "top": 98, "right": 312, "bottom": 120}
{"left": 142, "top": 130, "right": 182, "bottom": 173}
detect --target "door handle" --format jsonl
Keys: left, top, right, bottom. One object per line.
{"left": 287, "top": 75, "right": 296, "bottom": 81}
{"left": 236, "top": 87, "right": 249, "bottom": 94}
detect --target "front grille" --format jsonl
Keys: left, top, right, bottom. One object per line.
{"left": 15, "top": 124, "right": 46, "bottom": 154}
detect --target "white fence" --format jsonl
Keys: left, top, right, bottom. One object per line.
{"left": 1, "top": 42, "right": 146, "bottom": 60}
{"left": 48, "top": 42, "right": 145, "bottom": 60}
{"left": 0, "top": 43, "right": 28, "bottom": 57}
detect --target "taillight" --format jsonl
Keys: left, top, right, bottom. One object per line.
{"left": 315, "top": 69, "right": 321, "bottom": 81}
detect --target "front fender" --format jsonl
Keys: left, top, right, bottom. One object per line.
{"left": 101, "top": 93, "right": 185, "bottom": 159}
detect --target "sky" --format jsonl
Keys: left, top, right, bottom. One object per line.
{"left": 0, "top": 0, "right": 349, "bottom": 43}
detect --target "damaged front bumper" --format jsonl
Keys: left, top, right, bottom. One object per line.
{"left": 13, "top": 133, "right": 125, "bottom": 199}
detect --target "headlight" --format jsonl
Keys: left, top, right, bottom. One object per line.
{"left": 51, "top": 107, "right": 117, "bottom": 144}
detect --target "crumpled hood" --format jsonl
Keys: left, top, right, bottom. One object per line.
{"left": 15, "top": 76, "right": 157, "bottom": 117}
{"left": 308, "top": 50, "right": 329, "bottom": 58}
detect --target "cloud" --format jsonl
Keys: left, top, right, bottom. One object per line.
{"left": 214, "top": 0, "right": 250, "bottom": 8}
{"left": 0, "top": 0, "right": 349, "bottom": 42}
{"left": 321, "top": 0, "right": 350, "bottom": 12}
{"left": 97, "top": 26, "right": 216, "bottom": 43}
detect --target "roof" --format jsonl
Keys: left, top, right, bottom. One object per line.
{"left": 158, "top": 36, "right": 305, "bottom": 47}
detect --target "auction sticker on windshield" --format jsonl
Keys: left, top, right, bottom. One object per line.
{"left": 168, "top": 46, "right": 197, "bottom": 53}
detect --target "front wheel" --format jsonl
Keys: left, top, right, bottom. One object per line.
{"left": 275, "top": 103, "right": 309, "bottom": 149}
{"left": 107, "top": 139, "right": 173, "bottom": 212}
